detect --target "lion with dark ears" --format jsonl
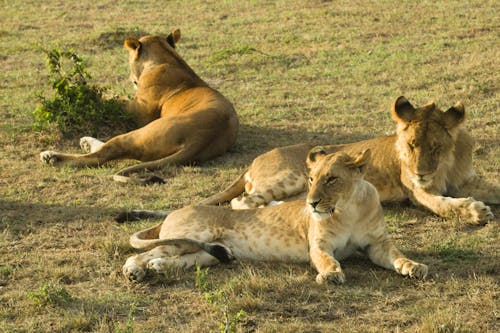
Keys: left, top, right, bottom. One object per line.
{"left": 199, "top": 96, "right": 498, "bottom": 224}
{"left": 40, "top": 28, "right": 239, "bottom": 183}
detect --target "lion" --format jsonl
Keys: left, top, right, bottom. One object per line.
{"left": 40, "top": 29, "right": 239, "bottom": 183}
{"left": 122, "top": 148, "right": 428, "bottom": 284}
{"left": 198, "top": 96, "right": 498, "bottom": 224}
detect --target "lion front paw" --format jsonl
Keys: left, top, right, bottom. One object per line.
{"left": 316, "top": 270, "right": 346, "bottom": 285}
{"left": 40, "top": 151, "right": 59, "bottom": 165}
{"left": 395, "top": 258, "right": 428, "bottom": 279}
{"left": 466, "top": 200, "right": 494, "bottom": 224}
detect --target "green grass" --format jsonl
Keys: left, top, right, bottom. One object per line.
{"left": 0, "top": 0, "right": 498, "bottom": 332}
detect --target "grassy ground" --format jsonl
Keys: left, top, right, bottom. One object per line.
{"left": 0, "top": 0, "right": 498, "bottom": 332}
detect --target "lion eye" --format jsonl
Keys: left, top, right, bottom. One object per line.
{"left": 308, "top": 177, "right": 314, "bottom": 184}
{"left": 325, "top": 176, "right": 337, "bottom": 185}
{"left": 408, "top": 143, "right": 415, "bottom": 151}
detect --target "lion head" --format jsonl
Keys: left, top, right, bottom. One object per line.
{"left": 123, "top": 28, "right": 182, "bottom": 90}
{"left": 306, "top": 147, "right": 371, "bottom": 221}
{"left": 391, "top": 96, "right": 465, "bottom": 189}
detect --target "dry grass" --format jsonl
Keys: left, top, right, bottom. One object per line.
{"left": 0, "top": 0, "right": 499, "bottom": 332}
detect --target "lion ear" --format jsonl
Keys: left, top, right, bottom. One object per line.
{"left": 443, "top": 102, "right": 465, "bottom": 129}
{"left": 348, "top": 149, "right": 371, "bottom": 175}
{"left": 391, "top": 96, "right": 416, "bottom": 124}
{"left": 307, "top": 146, "right": 327, "bottom": 167}
{"left": 167, "top": 28, "right": 181, "bottom": 48}
{"left": 124, "top": 37, "right": 141, "bottom": 51}
{"left": 124, "top": 37, "right": 142, "bottom": 59}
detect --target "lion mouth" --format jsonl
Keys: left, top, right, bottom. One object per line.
{"left": 309, "top": 206, "right": 335, "bottom": 220}
{"left": 410, "top": 170, "right": 435, "bottom": 187}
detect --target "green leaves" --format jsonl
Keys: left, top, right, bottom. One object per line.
{"left": 28, "top": 282, "right": 73, "bottom": 307}
{"left": 33, "top": 47, "right": 132, "bottom": 137}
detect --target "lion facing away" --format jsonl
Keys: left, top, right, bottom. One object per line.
{"left": 40, "top": 29, "right": 238, "bottom": 183}
{"left": 122, "top": 148, "right": 428, "bottom": 284}
{"left": 200, "top": 96, "right": 498, "bottom": 224}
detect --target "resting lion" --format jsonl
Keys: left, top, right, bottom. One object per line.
{"left": 200, "top": 96, "right": 498, "bottom": 224}
{"left": 122, "top": 148, "right": 428, "bottom": 283}
{"left": 40, "top": 29, "right": 238, "bottom": 183}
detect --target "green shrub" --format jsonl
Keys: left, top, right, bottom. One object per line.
{"left": 28, "top": 282, "right": 73, "bottom": 307}
{"left": 33, "top": 47, "right": 132, "bottom": 137}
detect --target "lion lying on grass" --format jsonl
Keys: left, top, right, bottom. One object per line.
{"left": 122, "top": 148, "right": 428, "bottom": 284}
{"left": 200, "top": 97, "right": 498, "bottom": 224}
{"left": 40, "top": 29, "right": 238, "bottom": 184}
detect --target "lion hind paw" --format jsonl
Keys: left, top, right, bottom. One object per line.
{"left": 40, "top": 151, "right": 59, "bottom": 165}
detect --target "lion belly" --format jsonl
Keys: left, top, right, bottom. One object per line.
{"left": 222, "top": 230, "right": 309, "bottom": 262}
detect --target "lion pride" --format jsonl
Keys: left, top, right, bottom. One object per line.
{"left": 200, "top": 97, "right": 498, "bottom": 224}
{"left": 122, "top": 148, "right": 428, "bottom": 283}
{"left": 40, "top": 29, "right": 238, "bottom": 183}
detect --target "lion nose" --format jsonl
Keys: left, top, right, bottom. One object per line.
{"left": 308, "top": 199, "right": 320, "bottom": 209}
{"left": 416, "top": 173, "right": 426, "bottom": 181}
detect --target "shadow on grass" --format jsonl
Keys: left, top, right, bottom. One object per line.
{"left": 93, "top": 28, "right": 150, "bottom": 50}
{"left": 207, "top": 122, "right": 375, "bottom": 167}
{"left": 0, "top": 200, "right": 119, "bottom": 234}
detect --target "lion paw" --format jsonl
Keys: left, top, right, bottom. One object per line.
{"left": 122, "top": 256, "right": 146, "bottom": 282}
{"left": 231, "top": 193, "right": 266, "bottom": 209}
{"left": 147, "top": 258, "right": 170, "bottom": 273}
{"left": 466, "top": 200, "right": 494, "bottom": 224}
{"left": 316, "top": 270, "right": 345, "bottom": 285}
{"left": 80, "top": 136, "right": 103, "bottom": 153}
{"left": 40, "top": 151, "right": 59, "bottom": 165}
{"left": 395, "top": 259, "right": 428, "bottom": 279}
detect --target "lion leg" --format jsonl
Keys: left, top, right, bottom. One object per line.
{"left": 449, "top": 176, "right": 500, "bottom": 204}
{"left": 40, "top": 115, "right": 189, "bottom": 168}
{"left": 40, "top": 130, "right": 144, "bottom": 167}
{"left": 123, "top": 243, "right": 203, "bottom": 282}
{"left": 412, "top": 189, "right": 494, "bottom": 224}
{"left": 367, "top": 235, "right": 428, "bottom": 279}
{"left": 147, "top": 251, "right": 220, "bottom": 275}
{"left": 309, "top": 245, "right": 345, "bottom": 285}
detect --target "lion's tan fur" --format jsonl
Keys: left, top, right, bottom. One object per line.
{"left": 40, "top": 29, "right": 238, "bottom": 182}
{"left": 122, "top": 149, "right": 427, "bottom": 283}
{"left": 200, "top": 97, "right": 498, "bottom": 224}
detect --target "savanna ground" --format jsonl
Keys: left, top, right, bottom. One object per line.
{"left": 0, "top": 1, "right": 499, "bottom": 332}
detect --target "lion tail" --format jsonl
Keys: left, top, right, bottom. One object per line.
{"left": 112, "top": 148, "right": 196, "bottom": 184}
{"left": 129, "top": 222, "right": 164, "bottom": 249}
{"left": 115, "top": 210, "right": 170, "bottom": 223}
{"left": 129, "top": 222, "right": 233, "bottom": 263}
{"left": 198, "top": 168, "right": 247, "bottom": 206}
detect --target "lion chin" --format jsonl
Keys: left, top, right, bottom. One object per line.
{"left": 309, "top": 208, "right": 334, "bottom": 221}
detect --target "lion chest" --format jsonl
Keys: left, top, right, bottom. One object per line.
{"left": 331, "top": 231, "right": 372, "bottom": 261}
{"left": 314, "top": 205, "right": 380, "bottom": 261}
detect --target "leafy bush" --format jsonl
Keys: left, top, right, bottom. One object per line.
{"left": 28, "top": 282, "right": 73, "bottom": 307}
{"left": 33, "top": 47, "right": 132, "bottom": 137}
